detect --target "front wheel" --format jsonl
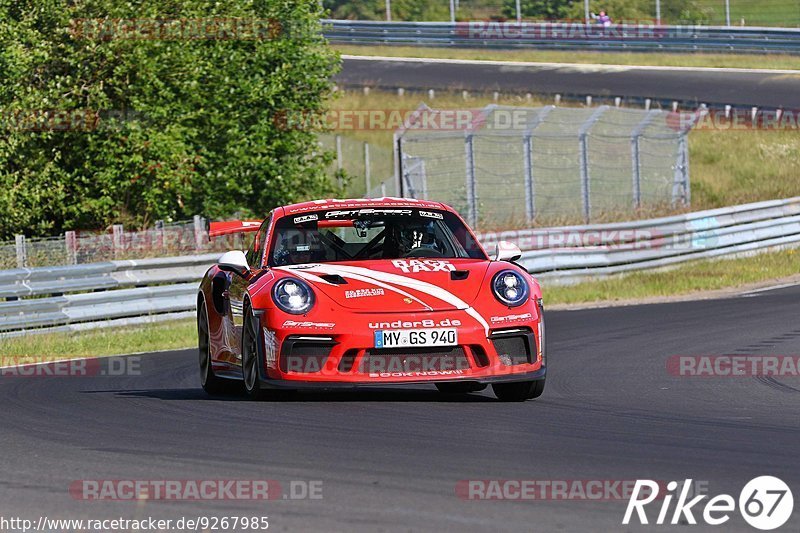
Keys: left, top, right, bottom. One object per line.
{"left": 492, "top": 379, "right": 545, "bottom": 402}
{"left": 198, "top": 304, "right": 229, "bottom": 395}
{"left": 241, "top": 305, "right": 268, "bottom": 401}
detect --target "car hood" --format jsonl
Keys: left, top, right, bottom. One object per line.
{"left": 274, "top": 259, "right": 490, "bottom": 312}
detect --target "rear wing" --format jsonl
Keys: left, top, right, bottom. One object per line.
{"left": 207, "top": 220, "right": 262, "bottom": 239}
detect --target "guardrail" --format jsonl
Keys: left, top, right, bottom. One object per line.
{"left": 2, "top": 197, "right": 800, "bottom": 336}
{"left": 323, "top": 20, "right": 800, "bottom": 54}
{"left": 477, "top": 197, "right": 800, "bottom": 281}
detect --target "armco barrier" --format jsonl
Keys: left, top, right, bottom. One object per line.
{"left": 2, "top": 198, "right": 800, "bottom": 336}
{"left": 322, "top": 20, "right": 800, "bottom": 55}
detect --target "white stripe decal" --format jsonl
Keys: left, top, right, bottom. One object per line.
{"left": 304, "top": 264, "right": 490, "bottom": 335}
{"left": 287, "top": 264, "right": 433, "bottom": 310}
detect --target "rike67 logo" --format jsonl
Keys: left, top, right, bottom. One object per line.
{"left": 623, "top": 477, "right": 794, "bottom": 530}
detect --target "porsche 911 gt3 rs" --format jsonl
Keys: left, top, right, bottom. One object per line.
{"left": 197, "top": 198, "right": 546, "bottom": 401}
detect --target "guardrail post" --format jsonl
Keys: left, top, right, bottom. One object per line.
{"left": 65, "top": 231, "right": 78, "bottom": 265}
{"left": 193, "top": 215, "right": 206, "bottom": 252}
{"left": 112, "top": 224, "right": 124, "bottom": 259}
{"left": 15, "top": 235, "right": 27, "bottom": 268}
{"left": 464, "top": 132, "right": 478, "bottom": 227}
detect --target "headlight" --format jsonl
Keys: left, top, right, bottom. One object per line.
{"left": 272, "top": 278, "right": 315, "bottom": 314}
{"left": 491, "top": 270, "right": 529, "bottom": 307}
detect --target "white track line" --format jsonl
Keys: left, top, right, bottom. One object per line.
{"left": 342, "top": 54, "right": 800, "bottom": 75}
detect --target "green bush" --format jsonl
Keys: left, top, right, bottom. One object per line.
{"left": 0, "top": 0, "right": 340, "bottom": 239}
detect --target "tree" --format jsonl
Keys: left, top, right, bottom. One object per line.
{"left": 0, "top": 0, "right": 340, "bottom": 238}
{"left": 503, "top": 0, "right": 576, "bottom": 20}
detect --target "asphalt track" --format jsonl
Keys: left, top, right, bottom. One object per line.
{"left": 337, "top": 56, "right": 800, "bottom": 109}
{"left": 2, "top": 284, "right": 800, "bottom": 532}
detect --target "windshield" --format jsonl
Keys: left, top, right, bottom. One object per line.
{"left": 269, "top": 208, "right": 486, "bottom": 267}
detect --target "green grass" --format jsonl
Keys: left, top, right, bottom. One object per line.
{"left": 0, "top": 319, "right": 195, "bottom": 360}
{"left": 544, "top": 248, "right": 800, "bottom": 305}
{"left": 335, "top": 44, "right": 800, "bottom": 70}
{"left": 696, "top": 0, "right": 800, "bottom": 27}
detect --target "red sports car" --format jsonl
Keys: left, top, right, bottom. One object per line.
{"left": 197, "top": 198, "right": 546, "bottom": 401}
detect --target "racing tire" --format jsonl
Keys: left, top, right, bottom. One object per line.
{"left": 492, "top": 379, "right": 545, "bottom": 402}
{"left": 435, "top": 382, "right": 487, "bottom": 394}
{"left": 241, "top": 304, "right": 269, "bottom": 401}
{"left": 198, "top": 304, "right": 230, "bottom": 395}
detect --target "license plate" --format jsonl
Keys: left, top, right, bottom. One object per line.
{"left": 374, "top": 329, "right": 458, "bottom": 349}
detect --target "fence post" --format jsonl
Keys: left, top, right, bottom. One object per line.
{"left": 521, "top": 105, "right": 554, "bottom": 224}
{"left": 112, "top": 224, "right": 124, "bottom": 260}
{"left": 193, "top": 215, "right": 206, "bottom": 252}
{"left": 464, "top": 133, "right": 478, "bottom": 228}
{"left": 15, "top": 235, "right": 27, "bottom": 269}
{"left": 65, "top": 230, "right": 78, "bottom": 265}
{"left": 393, "top": 132, "right": 403, "bottom": 198}
{"left": 672, "top": 135, "right": 691, "bottom": 206}
{"left": 631, "top": 110, "right": 660, "bottom": 210}
{"left": 578, "top": 106, "right": 609, "bottom": 224}
{"left": 155, "top": 220, "right": 165, "bottom": 250}
{"left": 335, "top": 134, "right": 343, "bottom": 188}
{"left": 523, "top": 134, "right": 535, "bottom": 224}
{"left": 364, "top": 142, "right": 371, "bottom": 198}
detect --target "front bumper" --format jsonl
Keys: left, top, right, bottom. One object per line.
{"left": 256, "top": 308, "right": 545, "bottom": 387}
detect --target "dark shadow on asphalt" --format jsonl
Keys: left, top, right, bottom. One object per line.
{"left": 91, "top": 387, "right": 498, "bottom": 402}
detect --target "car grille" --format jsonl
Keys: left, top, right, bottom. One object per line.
{"left": 490, "top": 331, "right": 534, "bottom": 366}
{"left": 280, "top": 337, "right": 336, "bottom": 373}
{"left": 359, "top": 346, "right": 470, "bottom": 374}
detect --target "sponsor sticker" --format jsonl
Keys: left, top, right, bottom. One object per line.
{"left": 282, "top": 320, "right": 335, "bottom": 329}
{"left": 345, "top": 288, "right": 385, "bottom": 299}
{"left": 490, "top": 313, "right": 533, "bottom": 324}
{"left": 369, "top": 318, "right": 461, "bottom": 329}
{"left": 419, "top": 210, "right": 444, "bottom": 219}
{"left": 293, "top": 214, "right": 318, "bottom": 224}
{"left": 325, "top": 209, "right": 414, "bottom": 218}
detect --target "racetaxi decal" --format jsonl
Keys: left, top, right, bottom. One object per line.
{"left": 490, "top": 313, "right": 533, "bottom": 324}
{"left": 419, "top": 210, "right": 444, "bottom": 219}
{"left": 391, "top": 259, "right": 456, "bottom": 273}
{"left": 282, "top": 320, "right": 335, "bottom": 329}
{"left": 293, "top": 214, "right": 318, "bottom": 224}
{"left": 345, "top": 288, "right": 385, "bottom": 299}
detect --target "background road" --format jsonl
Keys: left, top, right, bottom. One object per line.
{"left": 337, "top": 56, "right": 800, "bottom": 109}
{"left": 1, "top": 285, "right": 799, "bottom": 532}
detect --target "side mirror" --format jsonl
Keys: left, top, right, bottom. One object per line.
{"left": 217, "top": 250, "right": 250, "bottom": 276}
{"left": 494, "top": 241, "right": 522, "bottom": 262}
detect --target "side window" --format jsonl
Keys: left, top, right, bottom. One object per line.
{"left": 246, "top": 215, "right": 272, "bottom": 268}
